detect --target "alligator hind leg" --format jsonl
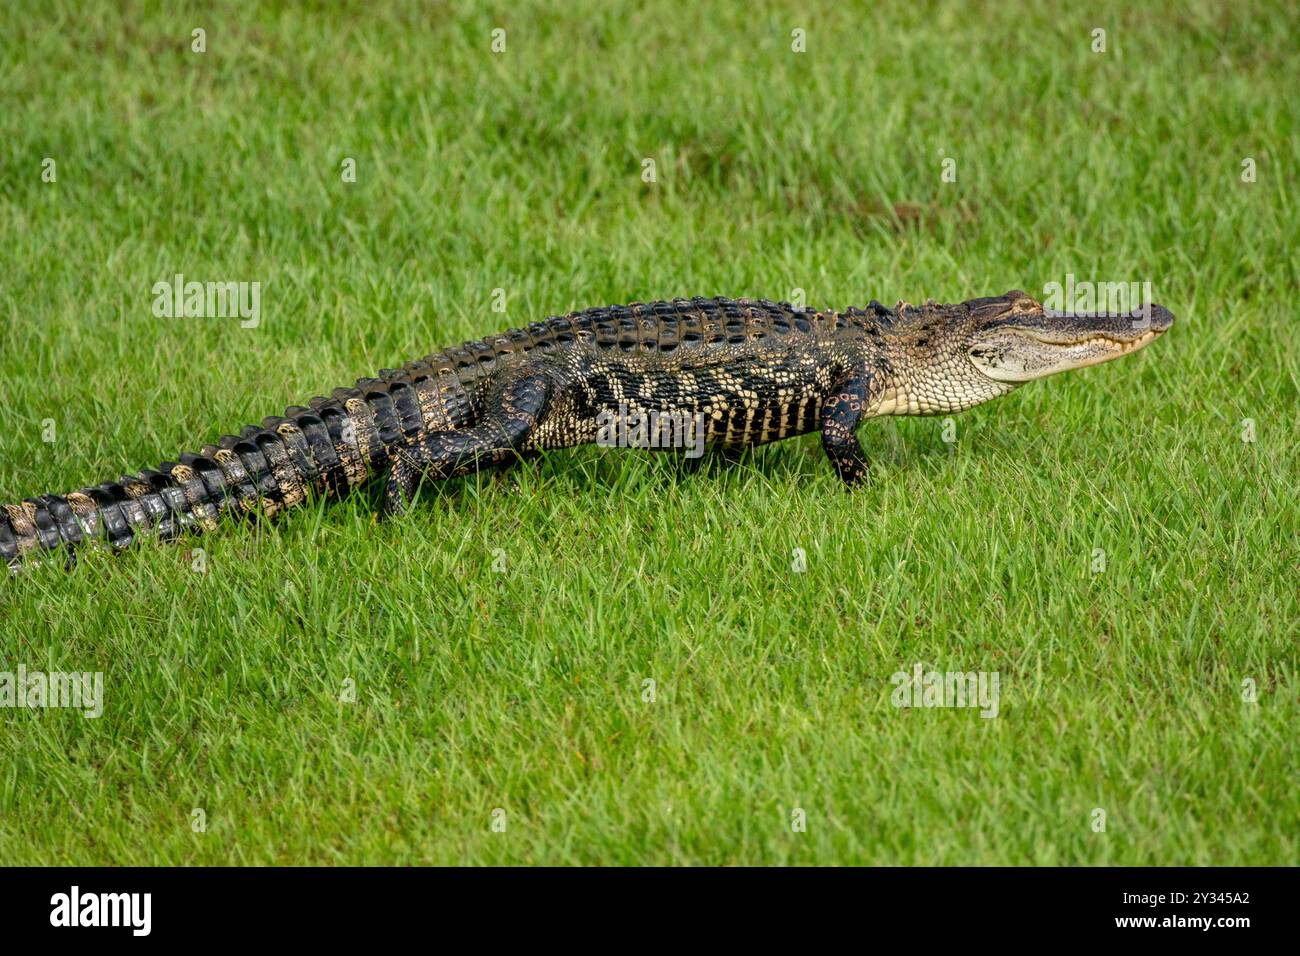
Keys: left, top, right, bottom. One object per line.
{"left": 382, "top": 370, "right": 553, "bottom": 515}
{"left": 383, "top": 449, "right": 426, "bottom": 516}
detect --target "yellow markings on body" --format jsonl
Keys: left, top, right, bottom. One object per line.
{"left": 792, "top": 395, "right": 812, "bottom": 434}
{"left": 345, "top": 398, "right": 373, "bottom": 472}
{"left": 63, "top": 491, "right": 100, "bottom": 540}
{"left": 335, "top": 411, "right": 367, "bottom": 487}
{"left": 170, "top": 464, "right": 219, "bottom": 531}
{"left": 260, "top": 437, "right": 305, "bottom": 508}
{"left": 415, "top": 378, "right": 454, "bottom": 433}
{"left": 758, "top": 404, "right": 776, "bottom": 443}
{"left": 213, "top": 448, "right": 255, "bottom": 513}
{"left": 4, "top": 503, "right": 38, "bottom": 554}
{"left": 276, "top": 422, "right": 315, "bottom": 494}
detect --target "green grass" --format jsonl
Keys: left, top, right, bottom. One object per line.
{"left": 1, "top": 0, "right": 1296, "bottom": 865}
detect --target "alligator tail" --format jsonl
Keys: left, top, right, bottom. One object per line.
{"left": 1, "top": 373, "right": 433, "bottom": 573}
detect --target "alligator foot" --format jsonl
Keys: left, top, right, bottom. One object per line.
{"left": 380, "top": 370, "right": 552, "bottom": 515}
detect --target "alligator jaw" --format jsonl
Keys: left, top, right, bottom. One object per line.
{"left": 1018, "top": 326, "right": 1162, "bottom": 351}
{"left": 968, "top": 303, "right": 1174, "bottom": 383}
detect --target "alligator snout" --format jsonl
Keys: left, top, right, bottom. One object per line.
{"left": 1144, "top": 303, "right": 1175, "bottom": 332}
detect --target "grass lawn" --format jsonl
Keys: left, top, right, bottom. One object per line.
{"left": 0, "top": 0, "right": 1296, "bottom": 865}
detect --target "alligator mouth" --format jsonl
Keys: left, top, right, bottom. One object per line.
{"left": 968, "top": 306, "right": 1173, "bottom": 383}
{"left": 1017, "top": 327, "right": 1163, "bottom": 352}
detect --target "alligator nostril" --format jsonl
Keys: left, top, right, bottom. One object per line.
{"left": 1131, "top": 304, "right": 1173, "bottom": 333}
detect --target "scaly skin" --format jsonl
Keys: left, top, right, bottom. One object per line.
{"left": 0, "top": 290, "right": 1173, "bottom": 571}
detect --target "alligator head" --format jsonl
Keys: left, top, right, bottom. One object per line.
{"left": 966, "top": 290, "right": 1174, "bottom": 382}
{"left": 871, "top": 290, "right": 1173, "bottom": 415}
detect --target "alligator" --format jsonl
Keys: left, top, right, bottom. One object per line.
{"left": 1, "top": 290, "right": 1172, "bottom": 571}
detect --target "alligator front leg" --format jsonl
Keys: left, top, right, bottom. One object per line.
{"left": 820, "top": 372, "right": 874, "bottom": 488}
{"left": 383, "top": 370, "right": 553, "bottom": 514}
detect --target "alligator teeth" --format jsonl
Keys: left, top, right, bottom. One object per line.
{"left": 1072, "top": 331, "right": 1158, "bottom": 352}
